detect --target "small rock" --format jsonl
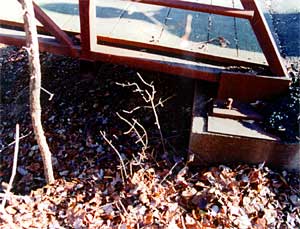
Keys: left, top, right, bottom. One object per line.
{"left": 59, "top": 170, "right": 69, "bottom": 176}
{"left": 30, "top": 145, "right": 39, "bottom": 151}
{"left": 5, "top": 206, "right": 17, "bottom": 215}
{"left": 96, "top": 145, "right": 103, "bottom": 153}
{"left": 289, "top": 195, "right": 300, "bottom": 206}
{"left": 211, "top": 205, "right": 219, "bottom": 217}
{"left": 17, "top": 166, "right": 28, "bottom": 176}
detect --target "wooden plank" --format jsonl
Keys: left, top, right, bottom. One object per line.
{"left": 207, "top": 13, "right": 264, "bottom": 62}
{"left": 1, "top": 0, "right": 26, "bottom": 24}
{"left": 158, "top": 8, "right": 267, "bottom": 65}
{"left": 0, "top": 0, "right": 76, "bottom": 33}
{"left": 217, "top": 72, "right": 290, "bottom": 103}
{"left": 109, "top": 2, "right": 170, "bottom": 44}
{"left": 92, "top": 0, "right": 132, "bottom": 37}
{"left": 97, "top": 35, "right": 267, "bottom": 68}
{"left": 189, "top": 131, "right": 300, "bottom": 170}
{"left": 0, "top": 0, "right": 268, "bottom": 67}
{"left": 0, "top": 25, "right": 222, "bottom": 82}
{"left": 0, "top": 28, "right": 79, "bottom": 57}
{"left": 189, "top": 81, "right": 300, "bottom": 171}
{"left": 90, "top": 43, "right": 222, "bottom": 81}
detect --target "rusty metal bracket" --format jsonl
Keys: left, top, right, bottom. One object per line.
{"left": 212, "top": 99, "right": 263, "bottom": 121}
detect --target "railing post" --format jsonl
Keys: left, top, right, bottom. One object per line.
{"left": 79, "top": 0, "right": 92, "bottom": 59}
{"left": 240, "top": 0, "right": 288, "bottom": 76}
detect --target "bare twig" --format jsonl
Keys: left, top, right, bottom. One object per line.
{"left": 156, "top": 95, "right": 174, "bottom": 108}
{"left": 0, "top": 131, "right": 32, "bottom": 153}
{"left": 117, "top": 112, "right": 148, "bottom": 151}
{"left": 118, "top": 199, "right": 129, "bottom": 215}
{"left": 100, "top": 131, "right": 128, "bottom": 181}
{"left": 117, "top": 73, "right": 167, "bottom": 154}
{"left": 122, "top": 95, "right": 174, "bottom": 113}
{"left": 122, "top": 106, "right": 142, "bottom": 114}
{"left": 116, "top": 81, "right": 149, "bottom": 103}
{"left": 160, "top": 161, "right": 181, "bottom": 185}
{"left": 1, "top": 124, "right": 20, "bottom": 210}
{"left": 181, "top": 215, "right": 187, "bottom": 229}
{"left": 136, "top": 73, "right": 166, "bottom": 154}
{"left": 41, "top": 86, "right": 54, "bottom": 101}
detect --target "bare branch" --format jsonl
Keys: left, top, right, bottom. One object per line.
{"left": 157, "top": 95, "right": 174, "bottom": 108}
{"left": 1, "top": 124, "right": 20, "bottom": 210}
{"left": 122, "top": 106, "right": 142, "bottom": 114}
{"left": 117, "top": 113, "right": 148, "bottom": 151}
{"left": 116, "top": 81, "right": 149, "bottom": 103}
{"left": 20, "top": 0, "right": 54, "bottom": 183}
{"left": 41, "top": 86, "right": 54, "bottom": 101}
{"left": 116, "top": 72, "right": 168, "bottom": 154}
{"left": 0, "top": 131, "right": 32, "bottom": 153}
{"left": 100, "top": 131, "right": 128, "bottom": 181}
{"left": 136, "top": 72, "right": 154, "bottom": 88}
{"left": 133, "top": 118, "right": 149, "bottom": 148}
{"left": 160, "top": 161, "right": 181, "bottom": 185}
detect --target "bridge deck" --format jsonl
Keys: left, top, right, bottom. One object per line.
{"left": 1, "top": 0, "right": 267, "bottom": 66}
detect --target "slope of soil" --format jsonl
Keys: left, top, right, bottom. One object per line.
{"left": 0, "top": 45, "right": 299, "bottom": 228}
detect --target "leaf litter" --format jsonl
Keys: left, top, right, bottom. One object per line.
{"left": 0, "top": 45, "right": 299, "bottom": 228}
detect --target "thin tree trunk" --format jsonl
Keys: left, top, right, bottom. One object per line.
{"left": 20, "top": 0, "right": 55, "bottom": 183}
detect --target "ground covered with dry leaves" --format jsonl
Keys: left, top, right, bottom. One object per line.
{"left": 0, "top": 45, "right": 299, "bottom": 228}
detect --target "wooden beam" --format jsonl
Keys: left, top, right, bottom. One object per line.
{"left": 128, "top": 0, "right": 254, "bottom": 20}
{"left": 79, "top": 0, "right": 92, "bottom": 59}
{"left": 0, "top": 33, "right": 79, "bottom": 57}
{"left": 31, "top": 1, "right": 78, "bottom": 56}
{"left": 97, "top": 36, "right": 268, "bottom": 68}
{"left": 0, "top": 19, "right": 46, "bottom": 34}
{"left": 217, "top": 72, "right": 290, "bottom": 102}
{"left": 88, "top": 49, "right": 220, "bottom": 82}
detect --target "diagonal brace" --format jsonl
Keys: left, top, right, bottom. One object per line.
{"left": 18, "top": 0, "right": 78, "bottom": 57}
{"left": 240, "top": 0, "right": 288, "bottom": 76}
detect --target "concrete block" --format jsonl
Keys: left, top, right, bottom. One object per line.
{"left": 189, "top": 82, "right": 300, "bottom": 171}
